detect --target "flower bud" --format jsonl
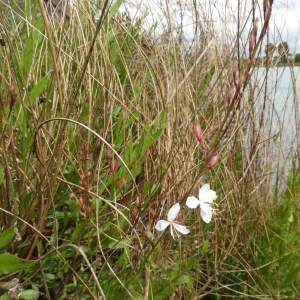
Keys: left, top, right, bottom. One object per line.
{"left": 110, "top": 158, "right": 119, "bottom": 175}
{"left": 208, "top": 153, "right": 219, "bottom": 170}
{"left": 194, "top": 122, "right": 203, "bottom": 143}
{"left": 122, "top": 178, "right": 127, "bottom": 190}
{"left": 235, "top": 80, "right": 242, "bottom": 95}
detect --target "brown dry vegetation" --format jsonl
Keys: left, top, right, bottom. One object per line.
{"left": 0, "top": 0, "right": 299, "bottom": 299}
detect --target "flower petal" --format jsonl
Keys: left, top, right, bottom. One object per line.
{"left": 155, "top": 220, "right": 170, "bottom": 231}
{"left": 167, "top": 203, "right": 180, "bottom": 222}
{"left": 173, "top": 223, "right": 190, "bottom": 235}
{"left": 199, "top": 184, "right": 217, "bottom": 204}
{"left": 186, "top": 196, "right": 200, "bottom": 209}
{"left": 200, "top": 203, "right": 213, "bottom": 223}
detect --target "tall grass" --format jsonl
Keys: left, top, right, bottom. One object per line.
{"left": 0, "top": 0, "right": 299, "bottom": 299}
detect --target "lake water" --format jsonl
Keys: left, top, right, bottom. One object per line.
{"left": 251, "top": 67, "right": 300, "bottom": 187}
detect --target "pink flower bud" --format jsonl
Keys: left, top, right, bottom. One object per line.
{"left": 235, "top": 80, "right": 242, "bottom": 95}
{"left": 135, "top": 196, "right": 141, "bottom": 209}
{"left": 132, "top": 197, "right": 142, "bottom": 224}
{"left": 110, "top": 158, "right": 119, "bottom": 175}
{"left": 115, "top": 178, "right": 121, "bottom": 188}
{"left": 249, "top": 23, "right": 258, "bottom": 58}
{"left": 194, "top": 122, "right": 203, "bottom": 143}
{"left": 122, "top": 178, "right": 127, "bottom": 190}
{"left": 208, "top": 153, "right": 219, "bottom": 170}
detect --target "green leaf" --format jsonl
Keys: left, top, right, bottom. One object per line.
{"left": 110, "top": 0, "right": 123, "bottom": 16}
{"left": 0, "top": 253, "right": 35, "bottom": 274}
{"left": 138, "top": 107, "right": 169, "bottom": 156}
{"left": 200, "top": 240, "right": 210, "bottom": 254}
{"left": 20, "top": 20, "right": 43, "bottom": 77}
{"left": 0, "top": 228, "right": 15, "bottom": 250}
{"left": 19, "top": 289, "right": 40, "bottom": 300}
{"left": 174, "top": 274, "right": 194, "bottom": 286}
{"left": 0, "top": 293, "right": 9, "bottom": 300}
{"left": 29, "top": 76, "right": 49, "bottom": 102}
{"left": 14, "top": 102, "right": 28, "bottom": 139}
{"left": 0, "top": 163, "right": 4, "bottom": 185}
{"left": 107, "top": 237, "right": 131, "bottom": 250}
{"left": 131, "top": 293, "right": 144, "bottom": 300}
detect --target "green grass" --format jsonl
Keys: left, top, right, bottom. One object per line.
{"left": 0, "top": 1, "right": 299, "bottom": 299}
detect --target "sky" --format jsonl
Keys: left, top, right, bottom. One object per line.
{"left": 122, "top": 0, "right": 300, "bottom": 54}
{"left": 271, "top": 0, "right": 300, "bottom": 53}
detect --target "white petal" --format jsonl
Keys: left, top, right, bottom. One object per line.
{"left": 173, "top": 223, "right": 190, "bottom": 235}
{"left": 199, "top": 184, "right": 217, "bottom": 204}
{"left": 186, "top": 196, "right": 200, "bottom": 209}
{"left": 155, "top": 220, "right": 170, "bottom": 231}
{"left": 200, "top": 183, "right": 211, "bottom": 192}
{"left": 167, "top": 203, "right": 180, "bottom": 222}
{"left": 200, "top": 203, "right": 213, "bottom": 223}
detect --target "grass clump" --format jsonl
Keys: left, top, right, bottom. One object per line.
{"left": 252, "top": 167, "right": 300, "bottom": 298}
{"left": 0, "top": 0, "right": 299, "bottom": 299}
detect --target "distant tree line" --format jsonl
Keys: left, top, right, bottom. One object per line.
{"left": 264, "top": 41, "right": 300, "bottom": 64}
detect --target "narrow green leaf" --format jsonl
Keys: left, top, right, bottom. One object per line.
{"left": 0, "top": 228, "right": 15, "bottom": 250}
{"left": 0, "top": 253, "right": 35, "bottom": 274}
{"left": 107, "top": 237, "right": 131, "bottom": 250}
{"left": 110, "top": 0, "right": 123, "bottom": 16}
{"left": 0, "top": 163, "right": 4, "bottom": 185}
{"left": 29, "top": 76, "right": 49, "bottom": 102}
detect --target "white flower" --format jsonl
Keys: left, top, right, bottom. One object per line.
{"left": 155, "top": 203, "right": 190, "bottom": 239}
{"left": 186, "top": 184, "right": 217, "bottom": 223}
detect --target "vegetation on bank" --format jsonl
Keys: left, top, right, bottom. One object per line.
{"left": 256, "top": 41, "right": 300, "bottom": 67}
{"left": 0, "top": 0, "right": 299, "bottom": 299}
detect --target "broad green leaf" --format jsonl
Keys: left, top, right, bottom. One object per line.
{"left": 138, "top": 107, "right": 169, "bottom": 156}
{"left": 44, "top": 273, "right": 56, "bottom": 281}
{"left": 20, "top": 20, "right": 43, "bottom": 77}
{"left": 29, "top": 76, "right": 49, "bottom": 102}
{"left": 0, "top": 228, "right": 15, "bottom": 250}
{"left": 20, "top": 35, "right": 37, "bottom": 77}
{"left": 19, "top": 289, "right": 39, "bottom": 300}
{"left": 0, "top": 253, "right": 35, "bottom": 274}
{"left": 0, "top": 293, "right": 9, "bottom": 300}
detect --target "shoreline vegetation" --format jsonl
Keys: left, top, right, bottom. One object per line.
{"left": 254, "top": 41, "right": 300, "bottom": 67}
{"left": 0, "top": 1, "right": 300, "bottom": 299}
{"left": 255, "top": 60, "right": 300, "bottom": 67}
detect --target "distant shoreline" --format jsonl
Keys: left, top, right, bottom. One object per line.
{"left": 251, "top": 58, "right": 300, "bottom": 68}
{"left": 255, "top": 62, "right": 300, "bottom": 67}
